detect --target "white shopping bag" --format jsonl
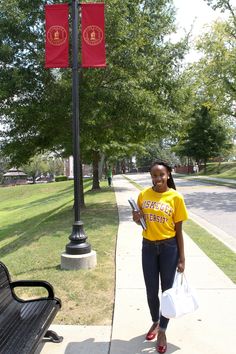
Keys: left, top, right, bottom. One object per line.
{"left": 161, "top": 272, "right": 199, "bottom": 319}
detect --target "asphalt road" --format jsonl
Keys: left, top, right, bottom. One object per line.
{"left": 126, "top": 173, "right": 236, "bottom": 252}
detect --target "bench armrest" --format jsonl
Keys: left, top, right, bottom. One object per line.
{"left": 10, "top": 280, "right": 55, "bottom": 299}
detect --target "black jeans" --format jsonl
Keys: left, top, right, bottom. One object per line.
{"left": 142, "top": 237, "right": 179, "bottom": 330}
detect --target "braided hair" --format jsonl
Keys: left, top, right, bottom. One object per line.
{"left": 150, "top": 160, "right": 176, "bottom": 190}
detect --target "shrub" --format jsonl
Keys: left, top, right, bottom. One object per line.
{"left": 55, "top": 175, "right": 68, "bottom": 182}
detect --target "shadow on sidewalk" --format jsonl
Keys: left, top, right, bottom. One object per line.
{"left": 64, "top": 335, "right": 180, "bottom": 354}
{"left": 109, "top": 334, "right": 180, "bottom": 354}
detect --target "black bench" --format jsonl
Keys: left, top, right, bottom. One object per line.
{"left": 0, "top": 261, "right": 63, "bottom": 354}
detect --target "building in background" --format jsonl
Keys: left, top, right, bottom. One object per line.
{"left": 64, "top": 156, "right": 92, "bottom": 179}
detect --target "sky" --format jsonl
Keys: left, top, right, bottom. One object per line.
{"left": 173, "top": 0, "right": 232, "bottom": 61}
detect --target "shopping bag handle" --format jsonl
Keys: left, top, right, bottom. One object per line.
{"left": 173, "top": 271, "right": 191, "bottom": 291}
{"left": 173, "top": 271, "right": 183, "bottom": 286}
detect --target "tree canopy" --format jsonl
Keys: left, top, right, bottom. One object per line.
{"left": 0, "top": 0, "right": 187, "bottom": 168}
{"left": 169, "top": 2, "right": 236, "bottom": 166}
{"left": 1, "top": 0, "right": 234, "bottom": 174}
{"left": 174, "top": 105, "right": 232, "bottom": 166}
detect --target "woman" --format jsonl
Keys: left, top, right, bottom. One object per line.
{"left": 132, "top": 161, "right": 188, "bottom": 353}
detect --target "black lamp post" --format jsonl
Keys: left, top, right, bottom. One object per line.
{"left": 65, "top": 0, "right": 91, "bottom": 255}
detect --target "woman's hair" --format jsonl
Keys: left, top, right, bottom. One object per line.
{"left": 150, "top": 160, "right": 176, "bottom": 190}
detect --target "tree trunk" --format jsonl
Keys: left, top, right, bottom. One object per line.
{"left": 217, "top": 160, "right": 221, "bottom": 174}
{"left": 187, "top": 156, "right": 190, "bottom": 174}
{"left": 92, "top": 150, "right": 100, "bottom": 190}
{"left": 98, "top": 153, "right": 105, "bottom": 180}
{"left": 204, "top": 160, "right": 207, "bottom": 174}
{"left": 115, "top": 160, "right": 121, "bottom": 174}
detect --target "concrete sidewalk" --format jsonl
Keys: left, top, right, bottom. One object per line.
{"left": 42, "top": 174, "right": 236, "bottom": 354}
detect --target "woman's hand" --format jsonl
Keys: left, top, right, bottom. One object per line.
{"left": 177, "top": 257, "right": 185, "bottom": 273}
{"left": 175, "top": 222, "right": 185, "bottom": 273}
{"left": 132, "top": 210, "right": 143, "bottom": 224}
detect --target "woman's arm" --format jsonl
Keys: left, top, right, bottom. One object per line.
{"left": 175, "top": 221, "right": 185, "bottom": 273}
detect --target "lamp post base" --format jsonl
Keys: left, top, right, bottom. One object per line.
{"left": 66, "top": 241, "right": 91, "bottom": 255}
{"left": 61, "top": 250, "right": 97, "bottom": 270}
{"left": 66, "top": 221, "right": 91, "bottom": 255}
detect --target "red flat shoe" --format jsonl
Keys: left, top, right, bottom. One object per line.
{"left": 145, "top": 323, "right": 159, "bottom": 341}
{"left": 156, "top": 331, "right": 167, "bottom": 353}
{"left": 156, "top": 344, "right": 167, "bottom": 353}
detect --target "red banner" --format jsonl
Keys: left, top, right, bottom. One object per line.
{"left": 81, "top": 3, "right": 106, "bottom": 68}
{"left": 45, "top": 4, "right": 69, "bottom": 68}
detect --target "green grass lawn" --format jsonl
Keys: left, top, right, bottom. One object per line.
{"left": 0, "top": 179, "right": 118, "bottom": 325}
{"left": 199, "top": 162, "right": 236, "bottom": 179}
{"left": 184, "top": 220, "right": 236, "bottom": 283}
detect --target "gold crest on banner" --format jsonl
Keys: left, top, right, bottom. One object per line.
{"left": 83, "top": 25, "right": 103, "bottom": 46}
{"left": 47, "top": 25, "right": 67, "bottom": 46}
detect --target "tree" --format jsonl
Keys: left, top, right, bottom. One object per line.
{"left": 135, "top": 140, "right": 180, "bottom": 171}
{"left": 171, "top": 9, "right": 236, "bottom": 165}
{"left": 79, "top": 0, "right": 188, "bottom": 187}
{"left": 0, "top": 0, "right": 72, "bottom": 165}
{"left": 194, "top": 19, "right": 236, "bottom": 119}
{"left": 0, "top": 150, "right": 10, "bottom": 183}
{"left": 174, "top": 105, "right": 232, "bottom": 172}
{"left": 22, "top": 154, "right": 48, "bottom": 183}
{"left": 205, "top": 0, "right": 236, "bottom": 19}
{"left": 22, "top": 153, "right": 64, "bottom": 183}
{"left": 0, "top": 0, "right": 188, "bottom": 189}
{"left": 46, "top": 155, "right": 64, "bottom": 177}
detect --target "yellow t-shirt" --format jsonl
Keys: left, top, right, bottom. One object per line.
{"left": 137, "top": 187, "right": 188, "bottom": 241}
